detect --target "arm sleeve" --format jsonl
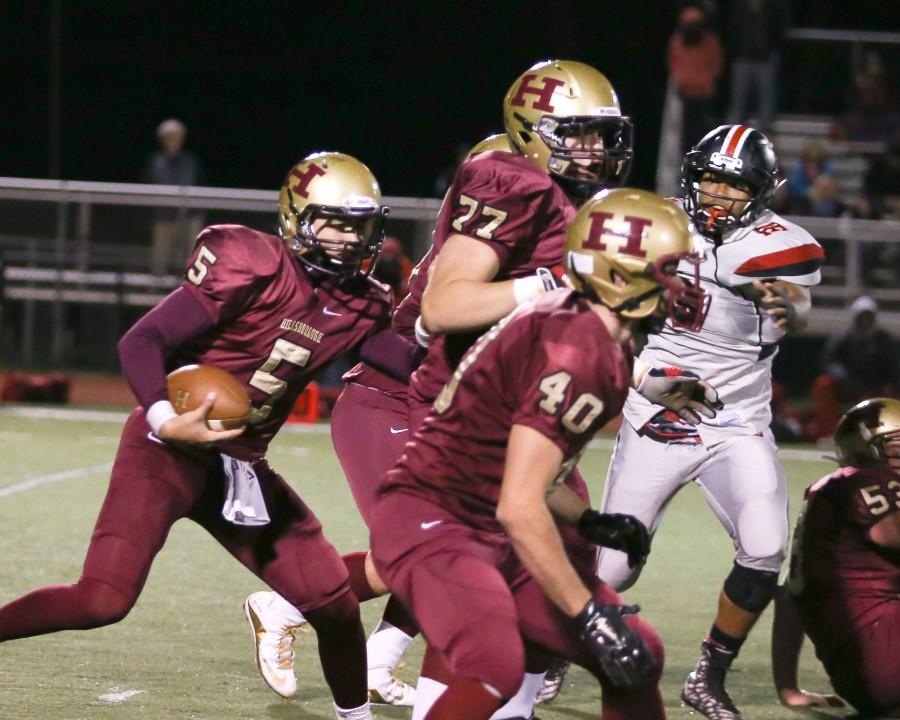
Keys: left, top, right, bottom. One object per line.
{"left": 117, "top": 287, "right": 215, "bottom": 409}
{"left": 729, "top": 226, "right": 825, "bottom": 287}
{"left": 449, "top": 159, "right": 551, "bottom": 268}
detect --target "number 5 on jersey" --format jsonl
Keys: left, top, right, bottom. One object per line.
{"left": 247, "top": 339, "right": 312, "bottom": 424}
{"left": 187, "top": 245, "right": 218, "bottom": 285}
{"left": 539, "top": 371, "right": 604, "bottom": 434}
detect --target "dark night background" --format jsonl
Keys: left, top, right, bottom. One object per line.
{"left": 3, "top": 1, "right": 900, "bottom": 196}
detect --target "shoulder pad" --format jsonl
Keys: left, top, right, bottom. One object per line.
{"left": 723, "top": 213, "right": 824, "bottom": 286}
{"left": 190, "top": 225, "right": 283, "bottom": 280}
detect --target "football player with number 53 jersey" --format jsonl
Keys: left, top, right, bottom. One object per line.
{"left": 0, "top": 152, "right": 393, "bottom": 720}
{"left": 772, "top": 398, "right": 900, "bottom": 718}
{"left": 595, "top": 125, "right": 825, "bottom": 720}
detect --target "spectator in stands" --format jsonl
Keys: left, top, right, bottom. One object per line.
{"left": 141, "top": 118, "right": 208, "bottom": 275}
{"left": 786, "top": 140, "right": 832, "bottom": 213}
{"left": 805, "top": 174, "right": 848, "bottom": 218}
{"left": 806, "top": 296, "right": 899, "bottom": 441}
{"left": 865, "top": 142, "right": 900, "bottom": 219}
{"left": 725, "top": 0, "right": 790, "bottom": 133}
{"left": 667, "top": 5, "right": 723, "bottom": 153}
{"left": 833, "top": 53, "right": 900, "bottom": 145}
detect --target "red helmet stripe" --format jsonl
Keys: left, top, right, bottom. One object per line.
{"left": 722, "top": 125, "right": 751, "bottom": 158}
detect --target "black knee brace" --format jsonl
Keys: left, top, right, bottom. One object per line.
{"left": 723, "top": 562, "right": 778, "bottom": 614}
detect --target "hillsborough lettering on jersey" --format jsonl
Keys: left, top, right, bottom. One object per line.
{"left": 280, "top": 318, "right": 324, "bottom": 343}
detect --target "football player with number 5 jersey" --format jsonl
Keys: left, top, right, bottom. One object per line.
{"left": 595, "top": 125, "right": 824, "bottom": 720}
{"left": 0, "top": 152, "right": 393, "bottom": 720}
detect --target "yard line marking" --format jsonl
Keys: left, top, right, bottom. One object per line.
{"left": 0, "top": 406, "right": 331, "bottom": 433}
{"left": 0, "top": 406, "right": 127, "bottom": 423}
{"left": 0, "top": 463, "right": 112, "bottom": 499}
{"left": 98, "top": 688, "right": 144, "bottom": 704}
{"left": 0, "top": 406, "right": 834, "bottom": 461}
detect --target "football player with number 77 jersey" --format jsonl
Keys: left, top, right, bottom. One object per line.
{"left": 594, "top": 125, "right": 825, "bottom": 720}
{"left": 0, "top": 152, "right": 393, "bottom": 720}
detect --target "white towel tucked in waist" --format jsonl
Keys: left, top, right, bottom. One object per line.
{"left": 220, "top": 454, "right": 270, "bottom": 526}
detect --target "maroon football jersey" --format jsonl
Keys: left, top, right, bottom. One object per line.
{"left": 789, "top": 465, "right": 900, "bottom": 659}
{"left": 176, "top": 225, "right": 391, "bottom": 459}
{"left": 407, "top": 151, "right": 576, "bottom": 405}
{"left": 381, "top": 290, "right": 632, "bottom": 534}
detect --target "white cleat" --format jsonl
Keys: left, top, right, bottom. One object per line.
{"left": 244, "top": 591, "right": 309, "bottom": 698}
{"left": 368, "top": 671, "right": 416, "bottom": 707}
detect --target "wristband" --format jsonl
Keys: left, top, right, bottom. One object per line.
{"left": 414, "top": 316, "right": 433, "bottom": 348}
{"left": 512, "top": 275, "right": 544, "bottom": 305}
{"left": 146, "top": 399, "right": 177, "bottom": 435}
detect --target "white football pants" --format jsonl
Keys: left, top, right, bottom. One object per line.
{"left": 596, "top": 421, "right": 789, "bottom": 590}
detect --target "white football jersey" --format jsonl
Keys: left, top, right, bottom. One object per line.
{"left": 624, "top": 205, "right": 823, "bottom": 444}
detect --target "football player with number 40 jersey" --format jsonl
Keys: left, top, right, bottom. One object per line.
{"left": 773, "top": 397, "right": 900, "bottom": 718}
{"left": 370, "top": 188, "right": 710, "bottom": 720}
{"left": 0, "top": 152, "right": 393, "bottom": 720}
{"left": 594, "top": 125, "right": 825, "bottom": 720}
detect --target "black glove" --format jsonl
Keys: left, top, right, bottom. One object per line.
{"left": 578, "top": 510, "right": 650, "bottom": 568}
{"left": 574, "top": 600, "right": 657, "bottom": 691}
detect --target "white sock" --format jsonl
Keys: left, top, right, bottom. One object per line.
{"left": 366, "top": 619, "right": 414, "bottom": 683}
{"left": 492, "top": 672, "right": 544, "bottom": 719}
{"left": 410, "top": 672, "right": 544, "bottom": 720}
{"left": 333, "top": 700, "right": 373, "bottom": 720}
{"left": 411, "top": 677, "right": 446, "bottom": 720}
{"left": 265, "top": 591, "right": 306, "bottom": 627}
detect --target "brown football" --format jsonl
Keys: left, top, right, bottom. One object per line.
{"left": 167, "top": 365, "right": 252, "bottom": 430}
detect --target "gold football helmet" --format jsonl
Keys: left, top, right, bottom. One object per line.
{"left": 503, "top": 60, "right": 633, "bottom": 199}
{"left": 278, "top": 152, "right": 388, "bottom": 278}
{"left": 565, "top": 188, "right": 707, "bottom": 330}
{"left": 834, "top": 397, "right": 900, "bottom": 469}
{"left": 466, "top": 132, "right": 514, "bottom": 159}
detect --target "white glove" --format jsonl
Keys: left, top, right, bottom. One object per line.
{"left": 635, "top": 366, "right": 723, "bottom": 425}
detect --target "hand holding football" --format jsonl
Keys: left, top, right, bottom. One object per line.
{"left": 167, "top": 365, "right": 251, "bottom": 430}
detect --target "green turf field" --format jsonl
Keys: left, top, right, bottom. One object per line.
{"left": 0, "top": 407, "right": 858, "bottom": 719}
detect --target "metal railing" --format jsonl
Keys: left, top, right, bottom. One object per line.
{"left": 0, "top": 177, "right": 897, "bottom": 368}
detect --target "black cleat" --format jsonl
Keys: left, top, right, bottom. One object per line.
{"left": 681, "top": 641, "right": 742, "bottom": 719}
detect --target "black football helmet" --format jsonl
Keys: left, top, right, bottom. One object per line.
{"left": 681, "top": 124, "right": 780, "bottom": 236}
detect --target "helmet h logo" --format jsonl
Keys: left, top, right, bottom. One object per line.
{"left": 583, "top": 212, "right": 650, "bottom": 259}
{"left": 289, "top": 163, "right": 327, "bottom": 199}
{"left": 510, "top": 74, "right": 565, "bottom": 112}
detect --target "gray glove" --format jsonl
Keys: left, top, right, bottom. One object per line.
{"left": 636, "top": 367, "right": 723, "bottom": 425}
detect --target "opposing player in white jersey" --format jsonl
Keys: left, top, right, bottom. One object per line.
{"left": 595, "top": 125, "right": 824, "bottom": 720}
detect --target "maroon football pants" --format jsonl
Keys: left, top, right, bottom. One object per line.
{"left": 371, "top": 490, "right": 665, "bottom": 720}
{"left": 331, "top": 381, "right": 412, "bottom": 526}
{"left": 0, "top": 409, "right": 367, "bottom": 708}
{"left": 825, "top": 605, "right": 900, "bottom": 717}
